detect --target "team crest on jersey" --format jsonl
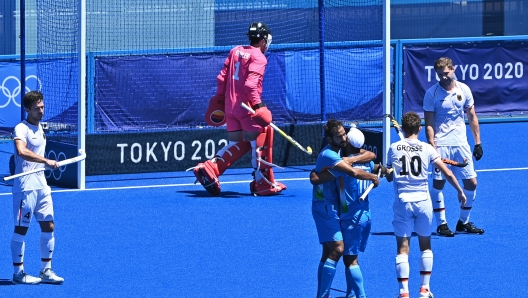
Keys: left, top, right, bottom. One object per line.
{"left": 457, "top": 94, "right": 462, "bottom": 101}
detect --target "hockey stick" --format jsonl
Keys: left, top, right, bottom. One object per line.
{"left": 359, "top": 162, "right": 382, "bottom": 201}
{"left": 3, "top": 149, "right": 86, "bottom": 181}
{"left": 383, "top": 114, "right": 468, "bottom": 167}
{"left": 241, "top": 102, "right": 313, "bottom": 155}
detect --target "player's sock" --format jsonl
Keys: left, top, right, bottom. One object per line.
{"left": 317, "top": 261, "right": 324, "bottom": 296}
{"left": 11, "top": 233, "right": 25, "bottom": 274}
{"left": 396, "top": 254, "right": 410, "bottom": 295}
{"left": 430, "top": 187, "right": 447, "bottom": 226}
{"left": 460, "top": 189, "right": 475, "bottom": 223}
{"left": 319, "top": 258, "right": 337, "bottom": 298}
{"left": 40, "top": 232, "right": 55, "bottom": 271}
{"left": 419, "top": 250, "right": 433, "bottom": 291}
{"left": 345, "top": 264, "right": 366, "bottom": 298}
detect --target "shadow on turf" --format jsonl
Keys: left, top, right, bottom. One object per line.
{"left": 0, "top": 279, "right": 14, "bottom": 286}
{"left": 179, "top": 190, "right": 293, "bottom": 199}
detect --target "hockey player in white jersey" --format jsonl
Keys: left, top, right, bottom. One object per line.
{"left": 386, "top": 111, "right": 467, "bottom": 298}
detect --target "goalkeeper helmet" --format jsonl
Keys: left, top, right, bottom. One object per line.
{"left": 248, "top": 22, "right": 272, "bottom": 43}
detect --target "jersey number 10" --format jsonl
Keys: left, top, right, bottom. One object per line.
{"left": 399, "top": 155, "right": 422, "bottom": 176}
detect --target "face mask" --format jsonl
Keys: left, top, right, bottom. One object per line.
{"left": 265, "top": 34, "right": 272, "bottom": 51}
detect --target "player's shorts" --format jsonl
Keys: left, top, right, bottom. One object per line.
{"left": 13, "top": 186, "right": 54, "bottom": 227}
{"left": 432, "top": 145, "right": 476, "bottom": 180}
{"left": 392, "top": 199, "right": 433, "bottom": 237}
{"left": 341, "top": 217, "right": 371, "bottom": 256}
{"left": 226, "top": 112, "right": 263, "bottom": 133}
{"left": 312, "top": 200, "right": 343, "bottom": 244}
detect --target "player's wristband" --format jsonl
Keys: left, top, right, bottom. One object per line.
{"left": 252, "top": 102, "right": 266, "bottom": 110}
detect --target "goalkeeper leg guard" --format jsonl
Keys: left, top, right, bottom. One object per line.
{"left": 192, "top": 141, "right": 251, "bottom": 196}
{"left": 249, "top": 126, "right": 287, "bottom": 196}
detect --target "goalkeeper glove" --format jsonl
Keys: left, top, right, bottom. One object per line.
{"left": 251, "top": 106, "right": 272, "bottom": 128}
{"left": 473, "top": 144, "right": 483, "bottom": 161}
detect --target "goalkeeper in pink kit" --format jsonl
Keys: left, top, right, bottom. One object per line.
{"left": 193, "top": 22, "right": 286, "bottom": 196}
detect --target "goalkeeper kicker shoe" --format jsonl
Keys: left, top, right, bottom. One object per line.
{"left": 436, "top": 223, "right": 455, "bottom": 237}
{"left": 192, "top": 160, "right": 221, "bottom": 196}
{"left": 40, "top": 268, "right": 64, "bottom": 284}
{"left": 12, "top": 270, "right": 41, "bottom": 284}
{"left": 456, "top": 220, "right": 484, "bottom": 234}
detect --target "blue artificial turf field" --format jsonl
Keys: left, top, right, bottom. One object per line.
{"left": 0, "top": 122, "right": 527, "bottom": 297}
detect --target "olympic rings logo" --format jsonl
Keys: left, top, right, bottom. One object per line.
{"left": 0, "top": 75, "right": 42, "bottom": 108}
{"left": 44, "top": 150, "right": 67, "bottom": 181}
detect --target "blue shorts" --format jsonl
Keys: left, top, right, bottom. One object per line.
{"left": 312, "top": 200, "right": 342, "bottom": 244}
{"left": 340, "top": 218, "right": 371, "bottom": 255}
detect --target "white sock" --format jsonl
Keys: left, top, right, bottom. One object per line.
{"left": 40, "top": 232, "right": 55, "bottom": 271}
{"left": 420, "top": 250, "right": 433, "bottom": 290}
{"left": 430, "top": 187, "right": 447, "bottom": 226}
{"left": 395, "top": 254, "right": 409, "bottom": 294}
{"left": 460, "top": 189, "right": 475, "bottom": 223}
{"left": 11, "top": 233, "right": 25, "bottom": 274}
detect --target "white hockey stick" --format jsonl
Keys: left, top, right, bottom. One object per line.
{"left": 3, "top": 149, "right": 86, "bottom": 181}
{"left": 359, "top": 162, "right": 382, "bottom": 201}
{"left": 241, "top": 102, "right": 313, "bottom": 155}
{"left": 384, "top": 114, "right": 468, "bottom": 167}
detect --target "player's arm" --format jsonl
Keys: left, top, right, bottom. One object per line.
{"left": 309, "top": 169, "right": 335, "bottom": 185}
{"left": 333, "top": 161, "right": 380, "bottom": 187}
{"left": 466, "top": 105, "right": 483, "bottom": 160}
{"left": 424, "top": 111, "right": 436, "bottom": 148}
{"left": 433, "top": 158, "right": 467, "bottom": 206}
{"left": 372, "top": 163, "right": 391, "bottom": 177}
{"left": 342, "top": 149, "right": 376, "bottom": 166}
{"left": 14, "top": 139, "right": 58, "bottom": 169}
{"left": 216, "top": 52, "right": 232, "bottom": 95}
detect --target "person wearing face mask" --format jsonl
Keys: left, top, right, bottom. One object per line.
{"left": 423, "top": 57, "right": 484, "bottom": 237}
{"left": 192, "top": 22, "right": 286, "bottom": 196}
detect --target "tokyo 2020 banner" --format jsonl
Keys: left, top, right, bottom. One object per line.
{"left": 403, "top": 45, "right": 528, "bottom": 116}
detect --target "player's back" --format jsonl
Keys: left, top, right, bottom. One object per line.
{"left": 388, "top": 138, "right": 438, "bottom": 202}
{"left": 336, "top": 157, "right": 374, "bottom": 221}
{"left": 224, "top": 46, "right": 267, "bottom": 115}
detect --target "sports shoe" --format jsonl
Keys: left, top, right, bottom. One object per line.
{"left": 419, "top": 287, "right": 434, "bottom": 297}
{"left": 192, "top": 160, "right": 221, "bottom": 196}
{"left": 456, "top": 220, "right": 484, "bottom": 234}
{"left": 39, "top": 268, "right": 64, "bottom": 284}
{"left": 12, "top": 270, "right": 41, "bottom": 284}
{"left": 397, "top": 293, "right": 410, "bottom": 298}
{"left": 436, "top": 223, "right": 455, "bottom": 237}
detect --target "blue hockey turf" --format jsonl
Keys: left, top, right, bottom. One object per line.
{"left": 0, "top": 122, "right": 527, "bottom": 297}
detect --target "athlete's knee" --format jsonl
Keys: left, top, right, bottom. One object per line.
{"left": 14, "top": 226, "right": 28, "bottom": 236}
{"left": 463, "top": 178, "right": 477, "bottom": 190}
{"left": 39, "top": 221, "right": 55, "bottom": 233}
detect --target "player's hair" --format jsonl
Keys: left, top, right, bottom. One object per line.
{"left": 401, "top": 111, "right": 421, "bottom": 135}
{"left": 434, "top": 57, "right": 454, "bottom": 71}
{"left": 324, "top": 119, "right": 344, "bottom": 138}
{"left": 23, "top": 90, "right": 44, "bottom": 109}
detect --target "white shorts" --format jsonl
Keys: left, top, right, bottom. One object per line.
{"left": 13, "top": 186, "right": 54, "bottom": 227}
{"left": 312, "top": 200, "right": 343, "bottom": 244}
{"left": 392, "top": 199, "right": 433, "bottom": 237}
{"left": 432, "top": 145, "right": 477, "bottom": 180}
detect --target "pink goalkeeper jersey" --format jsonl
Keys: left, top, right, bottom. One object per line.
{"left": 217, "top": 45, "right": 267, "bottom": 118}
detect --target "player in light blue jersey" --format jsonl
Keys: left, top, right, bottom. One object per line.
{"left": 310, "top": 120, "right": 380, "bottom": 298}
{"left": 423, "top": 57, "right": 484, "bottom": 236}
{"left": 311, "top": 125, "right": 386, "bottom": 298}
